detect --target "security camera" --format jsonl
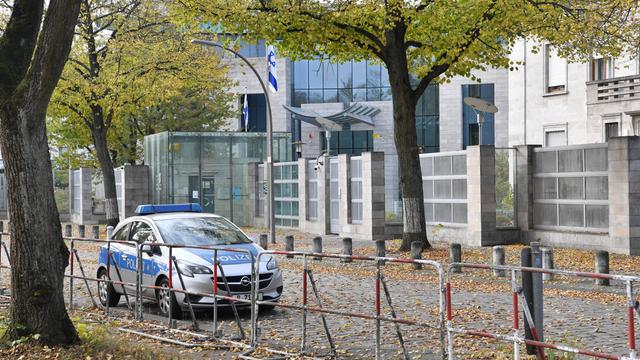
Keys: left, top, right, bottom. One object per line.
{"left": 314, "top": 164, "right": 320, "bottom": 171}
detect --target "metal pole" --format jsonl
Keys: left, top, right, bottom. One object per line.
{"left": 69, "top": 240, "right": 74, "bottom": 309}
{"left": 213, "top": 249, "right": 219, "bottom": 337}
{"left": 628, "top": 280, "right": 637, "bottom": 360}
{"left": 301, "top": 254, "right": 308, "bottom": 354}
{"left": 512, "top": 269, "right": 520, "bottom": 360}
{"left": 375, "top": 260, "right": 381, "bottom": 360}
{"left": 478, "top": 112, "right": 484, "bottom": 146}
{"left": 168, "top": 247, "right": 173, "bottom": 329}
{"left": 190, "top": 39, "right": 275, "bottom": 245}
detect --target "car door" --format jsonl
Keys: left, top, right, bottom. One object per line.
{"left": 108, "top": 223, "right": 133, "bottom": 293}
{"left": 129, "top": 220, "right": 162, "bottom": 299}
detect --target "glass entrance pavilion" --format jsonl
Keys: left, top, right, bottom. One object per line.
{"left": 144, "top": 131, "right": 291, "bottom": 226}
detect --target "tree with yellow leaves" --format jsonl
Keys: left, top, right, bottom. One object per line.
{"left": 49, "top": 0, "right": 233, "bottom": 226}
{"left": 174, "top": 0, "right": 637, "bottom": 250}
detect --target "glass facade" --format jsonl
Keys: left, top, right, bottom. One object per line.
{"left": 144, "top": 131, "right": 291, "bottom": 226}
{"left": 273, "top": 162, "right": 299, "bottom": 228}
{"left": 293, "top": 59, "right": 440, "bottom": 154}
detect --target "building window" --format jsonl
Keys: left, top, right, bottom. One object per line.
{"left": 241, "top": 94, "right": 266, "bottom": 132}
{"left": 604, "top": 122, "right": 619, "bottom": 141}
{"left": 307, "top": 161, "right": 318, "bottom": 220}
{"left": 544, "top": 129, "right": 567, "bottom": 147}
{"left": 416, "top": 84, "right": 440, "bottom": 153}
{"left": 321, "top": 130, "right": 373, "bottom": 156}
{"left": 462, "top": 83, "right": 495, "bottom": 148}
{"left": 590, "top": 57, "right": 613, "bottom": 81}
{"left": 544, "top": 44, "right": 567, "bottom": 94}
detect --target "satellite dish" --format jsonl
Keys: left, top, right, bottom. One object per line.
{"left": 316, "top": 117, "right": 342, "bottom": 132}
{"left": 464, "top": 97, "right": 498, "bottom": 114}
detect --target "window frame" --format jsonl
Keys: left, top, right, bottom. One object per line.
{"left": 543, "top": 44, "right": 568, "bottom": 96}
{"left": 543, "top": 124, "right": 568, "bottom": 147}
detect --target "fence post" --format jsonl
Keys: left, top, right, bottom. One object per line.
{"left": 450, "top": 243, "right": 462, "bottom": 273}
{"left": 411, "top": 242, "right": 422, "bottom": 270}
{"left": 285, "top": 235, "right": 294, "bottom": 258}
{"left": 259, "top": 234, "right": 268, "bottom": 250}
{"left": 92, "top": 225, "right": 100, "bottom": 239}
{"left": 595, "top": 251, "right": 610, "bottom": 286}
{"left": 313, "top": 236, "right": 322, "bottom": 260}
{"left": 492, "top": 246, "right": 505, "bottom": 277}
{"left": 542, "top": 247, "right": 554, "bottom": 281}
{"left": 342, "top": 237, "right": 352, "bottom": 263}
{"left": 78, "top": 225, "right": 85, "bottom": 238}
{"left": 521, "top": 247, "right": 536, "bottom": 355}
{"left": 530, "top": 242, "right": 544, "bottom": 343}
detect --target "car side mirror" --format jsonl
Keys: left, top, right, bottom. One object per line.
{"left": 141, "top": 244, "right": 154, "bottom": 256}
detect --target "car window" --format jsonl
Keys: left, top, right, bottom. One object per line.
{"left": 111, "top": 223, "right": 131, "bottom": 242}
{"left": 129, "top": 221, "right": 155, "bottom": 244}
{"left": 155, "top": 217, "right": 252, "bottom": 246}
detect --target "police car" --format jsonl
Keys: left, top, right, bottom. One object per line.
{"left": 96, "top": 204, "right": 283, "bottom": 318}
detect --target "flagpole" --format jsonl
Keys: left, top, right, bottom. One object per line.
{"left": 191, "top": 39, "right": 276, "bottom": 245}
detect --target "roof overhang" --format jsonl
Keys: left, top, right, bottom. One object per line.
{"left": 283, "top": 103, "right": 379, "bottom": 130}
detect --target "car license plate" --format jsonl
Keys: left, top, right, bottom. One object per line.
{"left": 234, "top": 293, "right": 262, "bottom": 301}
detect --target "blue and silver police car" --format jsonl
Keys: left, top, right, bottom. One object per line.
{"left": 96, "top": 204, "right": 283, "bottom": 318}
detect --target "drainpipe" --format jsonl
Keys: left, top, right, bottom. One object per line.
{"left": 523, "top": 39, "right": 528, "bottom": 145}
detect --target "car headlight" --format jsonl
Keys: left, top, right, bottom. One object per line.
{"left": 266, "top": 256, "right": 278, "bottom": 270}
{"left": 175, "top": 260, "right": 213, "bottom": 278}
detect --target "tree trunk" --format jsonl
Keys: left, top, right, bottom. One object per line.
{"left": 0, "top": 104, "right": 78, "bottom": 345}
{"left": 385, "top": 42, "right": 430, "bottom": 252}
{"left": 92, "top": 124, "right": 119, "bottom": 227}
{"left": 0, "top": 0, "right": 81, "bottom": 345}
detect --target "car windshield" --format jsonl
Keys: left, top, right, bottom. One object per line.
{"left": 155, "top": 217, "right": 253, "bottom": 246}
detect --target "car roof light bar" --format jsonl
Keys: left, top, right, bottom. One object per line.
{"left": 135, "top": 203, "right": 203, "bottom": 215}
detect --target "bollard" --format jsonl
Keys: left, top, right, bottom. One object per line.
{"left": 78, "top": 225, "right": 85, "bottom": 238}
{"left": 92, "top": 225, "right": 100, "bottom": 239}
{"left": 64, "top": 224, "right": 72, "bottom": 238}
{"left": 450, "top": 243, "right": 462, "bottom": 273}
{"left": 312, "top": 236, "right": 322, "bottom": 261}
{"left": 595, "top": 250, "right": 610, "bottom": 286}
{"left": 106, "top": 226, "right": 114, "bottom": 240}
{"left": 492, "top": 246, "right": 506, "bottom": 277}
{"left": 285, "top": 235, "right": 294, "bottom": 258}
{"left": 542, "top": 247, "right": 554, "bottom": 281}
{"left": 411, "top": 241, "right": 422, "bottom": 270}
{"left": 342, "top": 237, "right": 352, "bottom": 263}
{"left": 375, "top": 240, "right": 385, "bottom": 258}
{"left": 259, "top": 234, "right": 268, "bottom": 250}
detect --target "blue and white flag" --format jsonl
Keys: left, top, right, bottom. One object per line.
{"left": 267, "top": 45, "right": 278, "bottom": 93}
{"left": 242, "top": 93, "right": 249, "bottom": 131}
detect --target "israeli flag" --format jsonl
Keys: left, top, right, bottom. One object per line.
{"left": 242, "top": 94, "right": 249, "bottom": 131}
{"left": 267, "top": 45, "right": 278, "bottom": 93}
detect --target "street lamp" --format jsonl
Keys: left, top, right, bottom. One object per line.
{"left": 463, "top": 96, "right": 498, "bottom": 146}
{"left": 191, "top": 39, "right": 276, "bottom": 245}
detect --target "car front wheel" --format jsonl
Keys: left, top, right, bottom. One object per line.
{"left": 97, "top": 268, "right": 121, "bottom": 307}
{"left": 156, "top": 277, "right": 181, "bottom": 319}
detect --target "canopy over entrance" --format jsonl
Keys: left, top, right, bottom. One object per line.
{"left": 283, "top": 103, "right": 379, "bottom": 130}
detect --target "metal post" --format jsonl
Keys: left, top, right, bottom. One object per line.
{"left": 251, "top": 251, "right": 258, "bottom": 348}
{"left": 191, "top": 39, "right": 276, "bottom": 246}
{"left": 512, "top": 269, "right": 520, "bottom": 360}
{"left": 628, "top": 280, "right": 637, "bottom": 360}
{"left": 259, "top": 234, "right": 268, "bottom": 249}
{"left": 596, "top": 251, "right": 610, "bottom": 286}
{"left": 530, "top": 242, "right": 544, "bottom": 343}
{"left": 312, "top": 236, "right": 322, "bottom": 261}
{"left": 542, "top": 247, "right": 554, "bottom": 281}
{"left": 168, "top": 247, "right": 173, "bottom": 329}
{"left": 521, "top": 247, "right": 535, "bottom": 355}
{"left": 375, "top": 240, "right": 386, "bottom": 258}
{"left": 136, "top": 245, "right": 143, "bottom": 321}
{"left": 446, "top": 281, "right": 454, "bottom": 360}
{"left": 375, "top": 260, "right": 381, "bottom": 360}
{"left": 213, "top": 249, "right": 219, "bottom": 337}
{"left": 301, "top": 254, "right": 308, "bottom": 354}
{"left": 478, "top": 112, "right": 485, "bottom": 145}
{"left": 106, "top": 241, "right": 111, "bottom": 316}
{"left": 342, "top": 237, "right": 352, "bottom": 263}
{"left": 69, "top": 240, "right": 74, "bottom": 309}
{"left": 411, "top": 241, "right": 422, "bottom": 270}
{"left": 493, "top": 246, "right": 506, "bottom": 277}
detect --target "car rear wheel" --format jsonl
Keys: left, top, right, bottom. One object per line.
{"left": 157, "top": 277, "right": 181, "bottom": 319}
{"left": 97, "top": 268, "right": 120, "bottom": 307}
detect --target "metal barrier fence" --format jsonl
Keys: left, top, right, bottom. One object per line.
{"left": 252, "top": 250, "right": 446, "bottom": 360}
{"left": 3, "top": 233, "right": 640, "bottom": 360}
{"left": 445, "top": 262, "right": 640, "bottom": 360}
